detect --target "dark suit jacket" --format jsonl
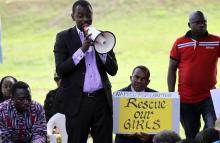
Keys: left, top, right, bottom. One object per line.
{"left": 119, "top": 85, "right": 157, "bottom": 92}
{"left": 54, "top": 26, "right": 118, "bottom": 116}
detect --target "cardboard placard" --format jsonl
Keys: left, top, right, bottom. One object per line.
{"left": 113, "top": 91, "right": 180, "bottom": 134}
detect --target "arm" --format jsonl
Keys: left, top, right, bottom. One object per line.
{"left": 0, "top": 111, "right": 14, "bottom": 143}
{"left": 54, "top": 31, "right": 93, "bottom": 77}
{"left": 31, "top": 104, "right": 47, "bottom": 143}
{"left": 167, "top": 58, "right": 179, "bottom": 92}
{"left": 54, "top": 32, "right": 78, "bottom": 77}
{"left": 99, "top": 50, "right": 118, "bottom": 76}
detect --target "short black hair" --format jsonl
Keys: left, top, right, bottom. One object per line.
{"left": 153, "top": 130, "right": 181, "bottom": 143}
{"left": 195, "top": 128, "right": 219, "bottom": 143}
{"left": 189, "top": 10, "right": 206, "bottom": 22}
{"left": 132, "top": 65, "right": 150, "bottom": 79}
{"left": 11, "top": 81, "right": 30, "bottom": 97}
{"left": 177, "top": 139, "right": 200, "bottom": 143}
{"left": 72, "top": 0, "right": 92, "bottom": 14}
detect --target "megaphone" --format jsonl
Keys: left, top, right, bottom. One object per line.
{"left": 83, "top": 25, "right": 116, "bottom": 54}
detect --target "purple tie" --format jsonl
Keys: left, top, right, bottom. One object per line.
{"left": 79, "top": 32, "right": 84, "bottom": 43}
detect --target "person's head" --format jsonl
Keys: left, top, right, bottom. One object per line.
{"left": 195, "top": 128, "right": 219, "bottom": 143}
{"left": 130, "top": 65, "right": 150, "bottom": 92}
{"left": 71, "top": 0, "right": 93, "bottom": 32}
{"left": 0, "top": 76, "right": 17, "bottom": 100}
{"left": 153, "top": 130, "right": 181, "bottom": 143}
{"left": 177, "top": 139, "right": 199, "bottom": 143}
{"left": 11, "top": 81, "right": 32, "bottom": 113}
{"left": 188, "top": 11, "right": 207, "bottom": 36}
{"left": 54, "top": 71, "right": 61, "bottom": 87}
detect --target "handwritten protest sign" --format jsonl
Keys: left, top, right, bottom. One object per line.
{"left": 113, "top": 91, "right": 179, "bottom": 134}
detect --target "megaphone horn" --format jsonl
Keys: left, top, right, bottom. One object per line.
{"left": 83, "top": 25, "right": 116, "bottom": 54}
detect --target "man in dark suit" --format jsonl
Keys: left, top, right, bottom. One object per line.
{"left": 53, "top": 0, "right": 118, "bottom": 143}
{"left": 115, "top": 65, "right": 155, "bottom": 143}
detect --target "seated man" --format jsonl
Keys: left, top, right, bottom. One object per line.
{"left": 115, "top": 65, "right": 156, "bottom": 143}
{"left": 0, "top": 81, "right": 47, "bottom": 143}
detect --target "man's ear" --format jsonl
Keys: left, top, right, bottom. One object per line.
{"left": 146, "top": 79, "right": 150, "bottom": 86}
{"left": 188, "top": 22, "right": 191, "bottom": 28}
{"left": 71, "top": 13, "right": 75, "bottom": 21}
{"left": 130, "top": 76, "right": 132, "bottom": 82}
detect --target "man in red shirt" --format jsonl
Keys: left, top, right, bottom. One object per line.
{"left": 167, "top": 11, "right": 219, "bottom": 138}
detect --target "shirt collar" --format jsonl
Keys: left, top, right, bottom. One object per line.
{"left": 131, "top": 85, "right": 145, "bottom": 92}
{"left": 76, "top": 27, "right": 84, "bottom": 36}
{"left": 185, "top": 30, "right": 208, "bottom": 39}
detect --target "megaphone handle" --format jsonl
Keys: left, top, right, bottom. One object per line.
{"left": 81, "top": 34, "right": 93, "bottom": 53}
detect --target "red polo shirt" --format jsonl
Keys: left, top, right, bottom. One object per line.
{"left": 170, "top": 31, "right": 220, "bottom": 103}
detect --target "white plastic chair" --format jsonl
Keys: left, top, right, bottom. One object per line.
{"left": 47, "top": 113, "right": 67, "bottom": 143}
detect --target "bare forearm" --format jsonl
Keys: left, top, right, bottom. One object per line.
{"left": 167, "top": 70, "right": 176, "bottom": 92}
{"left": 167, "top": 59, "right": 179, "bottom": 92}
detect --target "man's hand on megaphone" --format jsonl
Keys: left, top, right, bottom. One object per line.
{"left": 81, "top": 33, "right": 93, "bottom": 53}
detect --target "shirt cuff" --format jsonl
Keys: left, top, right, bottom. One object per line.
{"left": 98, "top": 53, "right": 107, "bottom": 64}
{"left": 72, "top": 48, "right": 85, "bottom": 65}
{"left": 32, "top": 137, "right": 46, "bottom": 143}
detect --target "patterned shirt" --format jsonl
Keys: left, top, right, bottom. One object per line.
{"left": 0, "top": 99, "right": 47, "bottom": 143}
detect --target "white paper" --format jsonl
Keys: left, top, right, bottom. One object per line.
{"left": 211, "top": 89, "right": 220, "bottom": 118}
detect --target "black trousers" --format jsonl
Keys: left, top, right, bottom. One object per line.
{"left": 180, "top": 96, "right": 216, "bottom": 139}
{"left": 66, "top": 91, "right": 113, "bottom": 143}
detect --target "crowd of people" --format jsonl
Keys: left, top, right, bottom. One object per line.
{"left": 1, "top": 0, "right": 220, "bottom": 143}
{"left": 0, "top": 80, "right": 47, "bottom": 142}
{"left": 0, "top": 68, "right": 220, "bottom": 143}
